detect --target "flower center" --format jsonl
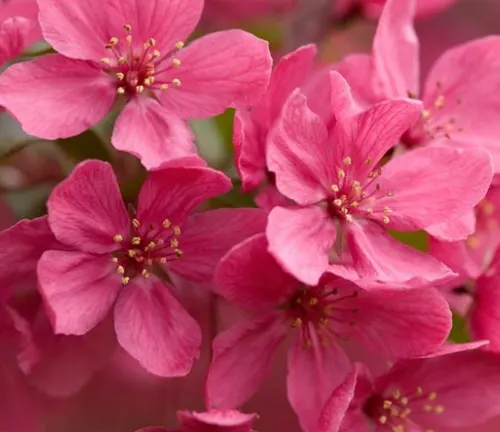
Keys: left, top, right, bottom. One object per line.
{"left": 326, "top": 156, "right": 394, "bottom": 226}
{"left": 100, "top": 24, "right": 183, "bottom": 96}
{"left": 284, "top": 285, "right": 359, "bottom": 349}
{"left": 112, "top": 217, "right": 182, "bottom": 285}
{"left": 363, "top": 386, "right": 444, "bottom": 432}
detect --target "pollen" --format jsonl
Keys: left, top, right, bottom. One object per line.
{"left": 343, "top": 156, "right": 352, "bottom": 166}
{"left": 172, "top": 58, "right": 181, "bottom": 67}
{"left": 175, "top": 41, "right": 185, "bottom": 49}
{"left": 382, "top": 216, "right": 390, "bottom": 224}
{"left": 114, "top": 234, "right": 124, "bottom": 243}
{"left": 172, "top": 78, "right": 182, "bottom": 87}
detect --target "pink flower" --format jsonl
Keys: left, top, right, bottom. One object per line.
{"left": 137, "top": 409, "right": 258, "bottom": 432}
{"left": 203, "top": 0, "right": 296, "bottom": 22}
{"left": 0, "top": 0, "right": 41, "bottom": 47}
{"left": 320, "top": 343, "right": 500, "bottom": 432}
{"left": 206, "top": 234, "right": 451, "bottom": 432}
{"left": 335, "top": 0, "right": 457, "bottom": 19}
{"left": 0, "top": 0, "right": 272, "bottom": 169}
{"left": 265, "top": 76, "right": 492, "bottom": 285}
{"left": 0, "top": 15, "right": 36, "bottom": 66}
{"left": 336, "top": 0, "right": 500, "bottom": 173}
{"left": 36, "top": 158, "right": 266, "bottom": 377}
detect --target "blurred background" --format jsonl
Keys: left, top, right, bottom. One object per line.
{"left": 1, "top": 0, "right": 500, "bottom": 430}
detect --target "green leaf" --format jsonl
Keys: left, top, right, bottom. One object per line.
{"left": 448, "top": 312, "right": 471, "bottom": 343}
{"left": 389, "top": 230, "right": 429, "bottom": 252}
{"left": 55, "top": 129, "right": 112, "bottom": 163}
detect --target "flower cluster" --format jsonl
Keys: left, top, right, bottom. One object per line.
{"left": 1, "top": 0, "right": 500, "bottom": 431}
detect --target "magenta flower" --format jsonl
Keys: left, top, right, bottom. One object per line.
{"left": 206, "top": 234, "right": 451, "bottom": 432}
{"left": 36, "top": 159, "right": 267, "bottom": 377}
{"left": 335, "top": 0, "right": 456, "bottom": 19}
{"left": 136, "top": 410, "right": 258, "bottom": 432}
{"left": 0, "top": 0, "right": 272, "bottom": 169}
{"left": 265, "top": 77, "right": 492, "bottom": 285}
{"left": 336, "top": 0, "right": 500, "bottom": 173}
{"left": 320, "top": 344, "right": 500, "bottom": 432}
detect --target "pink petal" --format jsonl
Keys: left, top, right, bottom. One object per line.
{"left": 372, "top": 0, "right": 420, "bottom": 98}
{"left": 214, "top": 234, "right": 297, "bottom": 311}
{"left": 37, "top": 250, "right": 119, "bottom": 335}
{"left": 38, "top": 0, "right": 203, "bottom": 61}
{"left": 178, "top": 410, "right": 257, "bottom": 432}
{"left": 374, "top": 146, "right": 493, "bottom": 232}
{"left": 345, "top": 220, "right": 454, "bottom": 284}
{"left": 254, "top": 185, "right": 290, "bottom": 210}
{"left": 425, "top": 211, "right": 476, "bottom": 242}
{"left": 0, "top": 0, "right": 41, "bottom": 46}
{"left": 342, "top": 284, "right": 451, "bottom": 358}
{"left": 114, "top": 278, "right": 201, "bottom": 377}
{"left": 470, "top": 266, "right": 500, "bottom": 353}
{"left": 423, "top": 36, "right": 500, "bottom": 171}
{"left": 267, "top": 206, "right": 336, "bottom": 286}
{"left": 136, "top": 428, "right": 169, "bottom": 432}
{"left": 0, "top": 17, "right": 36, "bottom": 64}
{"left": 0, "top": 54, "right": 115, "bottom": 139}
{"left": 233, "top": 109, "right": 267, "bottom": 191}
{"left": 318, "top": 368, "right": 359, "bottom": 432}
{"left": 413, "top": 0, "right": 457, "bottom": 17}
{"left": 381, "top": 349, "right": 500, "bottom": 428}
{"left": 429, "top": 238, "right": 483, "bottom": 280}
{"left": 137, "top": 165, "right": 232, "bottom": 227}
{"left": 267, "top": 90, "right": 330, "bottom": 205}
{"left": 206, "top": 315, "right": 287, "bottom": 409}
{"left": 168, "top": 208, "right": 267, "bottom": 283}
{"left": 47, "top": 160, "right": 130, "bottom": 254}
{"left": 0, "top": 216, "right": 63, "bottom": 298}
{"left": 330, "top": 98, "right": 422, "bottom": 182}
{"left": 287, "top": 333, "right": 351, "bottom": 432}
{"left": 112, "top": 97, "right": 196, "bottom": 169}
{"left": 159, "top": 30, "right": 272, "bottom": 118}
{"left": 28, "top": 312, "right": 115, "bottom": 397}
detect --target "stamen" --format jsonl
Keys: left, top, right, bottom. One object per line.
{"left": 114, "top": 234, "right": 123, "bottom": 242}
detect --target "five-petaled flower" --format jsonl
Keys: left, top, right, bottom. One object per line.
{"left": 206, "top": 234, "right": 451, "bottom": 432}
{"left": 35, "top": 158, "right": 266, "bottom": 377}
{"left": 0, "top": 0, "right": 272, "bottom": 168}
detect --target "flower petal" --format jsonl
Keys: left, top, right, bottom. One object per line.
{"left": 214, "top": 234, "right": 297, "bottom": 311}
{"left": 178, "top": 410, "right": 258, "bottom": 431}
{"left": 372, "top": 0, "right": 420, "bottom": 98}
{"left": 423, "top": 36, "right": 500, "bottom": 172}
{"left": 0, "top": 216, "right": 64, "bottom": 298}
{"left": 287, "top": 332, "right": 351, "bottom": 432}
{"left": 137, "top": 165, "right": 231, "bottom": 227}
{"left": 374, "top": 146, "right": 493, "bottom": 232}
{"left": 0, "top": 54, "right": 115, "bottom": 139}
{"left": 267, "top": 206, "right": 336, "bottom": 286}
{"left": 344, "top": 220, "right": 454, "bottom": 284}
{"left": 37, "top": 250, "right": 119, "bottom": 335}
{"left": 0, "top": 17, "right": 36, "bottom": 64}
{"left": 267, "top": 90, "right": 330, "bottom": 205}
{"left": 47, "top": 160, "right": 130, "bottom": 254}
{"left": 112, "top": 97, "right": 196, "bottom": 169}
{"left": 159, "top": 30, "right": 272, "bottom": 118}
{"left": 206, "top": 315, "right": 287, "bottom": 409}
{"left": 114, "top": 278, "right": 201, "bottom": 377}
{"left": 38, "top": 0, "right": 203, "bottom": 61}
{"left": 425, "top": 211, "right": 476, "bottom": 242}
{"left": 168, "top": 208, "right": 267, "bottom": 283}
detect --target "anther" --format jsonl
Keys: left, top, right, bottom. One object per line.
{"left": 383, "top": 400, "right": 392, "bottom": 409}
{"left": 383, "top": 206, "right": 392, "bottom": 213}
{"left": 124, "top": 24, "right": 132, "bottom": 32}
{"left": 345, "top": 214, "right": 354, "bottom": 223}
{"left": 422, "top": 109, "right": 431, "bottom": 119}
{"left": 109, "top": 36, "right": 119, "bottom": 46}
{"left": 145, "top": 241, "right": 156, "bottom": 251}
{"left": 141, "top": 269, "right": 149, "bottom": 278}
{"left": 118, "top": 56, "right": 126, "bottom": 64}
{"left": 100, "top": 57, "right": 111, "bottom": 65}
{"left": 333, "top": 199, "right": 343, "bottom": 207}
{"left": 111, "top": 257, "right": 119, "bottom": 263}
{"left": 116, "top": 266, "right": 125, "bottom": 274}
{"left": 163, "top": 219, "right": 171, "bottom": 228}
{"left": 152, "top": 49, "right": 161, "bottom": 58}
{"left": 382, "top": 216, "right": 390, "bottom": 224}
{"left": 175, "top": 249, "right": 183, "bottom": 258}
{"left": 116, "top": 72, "right": 125, "bottom": 80}
{"left": 343, "top": 156, "right": 352, "bottom": 166}
{"left": 132, "top": 237, "right": 141, "bottom": 245}
{"left": 173, "top": 226, "right": 181, "bottom": 236}
{"left": 309, "top": 297, "right": 318, "bottom": 306}
{"left": 171, "top": 239, "right": 179, "bottom": 248}
{"left": 175, "top": 41, "right": 185, "bottom": 49}
{"left": 172, "top": 78, "right": 181, "bottom": 87}
{"left": 172, "top": 58, "right": 181, "bottom": 67}
{"left": 435, "top": 95, "right": 445, "bottom": 109}
{"left": 117, "top": 87, "right": 125, "bottom": 95}
{"left": 291, "top": 318, "right": 302, "bottom": 328}
{"left": 428, "top": 392, "right": 437, "bottom": 401}
{"left": 159, "top": 257, "right": 167, "bottom": 264}
{"left": 147, "top": 38, "right": 156, "bottom": 47}
{"left": 144, "top": 77, "right": 154, "bottom": 86}
{"left": 128, "top": 250, "right": 136, "bottom": 257}
{"left": 365, "top": 158, "right": 372, "bottom": 165}
{"left": 331, "top": 184, "right": 339, "bottom": 192}
{"left": 132, "top": 218, "right": 140, "bottom": 228}
{"left": 424, "top": 405, "right": 433, "bottom": 412}
{"left": 114, "top": 234, "right": 124, "bottom": 242}
{"left": 337, "top": 169, "right": 345, "bottom": 179}
{"left": 160, "top": 84, "right": 169, "bottom": 90}
{"left": 136, "top": 85, "right": 144, "bottom": 94}
{"left": 435, "top": 406, "right": 444, "bottom": 414}
{"left": 379, "top": 416, "right": 387, "bottom": 424}
{"left": 400, "top": 397, "right": 408, "bottom": 405}
{"left": 352, "top": 181, "right": 361, "bottom": 188}
{"left": 126, "top": 35, "right": 132, "bottom": 44}
{"left": 393, "top": 389, "right": 401, "bottom": 399}
{"left": 122, "top": 277, "right": 130, "bottom": 285}
{"left": 416, "top": 387, "right": 423, "bottom": 396}
{"left": 401, "top": 408, "right": 411, "bottom": 418}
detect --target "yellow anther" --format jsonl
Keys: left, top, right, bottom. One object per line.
{"left": 331, "top": 184, "right": 339, "bottom": 192}
{"left": 136, "top": 85, "right": 144, "bottom": 94}
{"left": 309, "top": 297, "right": 318, "bottom": 306}
{"left": 144, "top": 76, "right": 154, "bottom": 86}
{"left": 116, "top": 266, "right": 125, "bottom": 274}
{"left": 379, "top": 416, "right": 387, "bottom": 424}
{"left": 171, "top": 239, "right": 179, "bottom": 248}
{"left": 383, "top": 400, "right": 392, "bottom": 409}
{"left": 100, "top": 57, "right": 111, "bottom": 65}
{"left": 132, "top": 218, "right": 140, "bottom": 228}
{"left": 383, "top": 206, "right": 392, "bottom": 213}
{"left": 172, "top": 78, "right": 181, "bottom": 87}
{"left": 117, "top": 87, "right": 125, "bottom": 95}
{"left": 125, "top": 35, "right": 132, "bottom": 44}
{"left": 109, "top": 36, "right": 119, "bottom": 46}
{"left": 400, "top": 397, "right": 408, "bottom": 405}
{"left": 175, "top": 41, "right": 185, "bottom": 49}
{"left": 352, "top": 181, "right": 361, "bottom": 188}
{"left": 337, "top": 169, "right": 345, "bottom": 179}
{"left": 141, "top": 269, "right": 149, "bottom": 277}
{"left": 132, "top": 237, "right": 141, "bottom": 245}
{"left": 152, "top": 49, "right": 161, "bottom": 57}
{"left": 351, "top": 201, "right": 359, "bottom": 208}
{"left": 118, "top": 56, "right": 126, "bottom": 64}
{"left": 422, "top": 109, "right": 431, "bottom": 119}
{"left": 401, "top": 408, "right": 412, "bottom": 418}
{"left": 391, "top": 407, "right": 400, "bottom": 417}
{"left": 345, "top": 214, "right": 354, "bottom": 223}
{"left": 173, "top": 226, "right": 181, "bottom": 236}
{"left": 367, "top": 208, "right": 374, "bottom": 215}
{"left": 365, "top": 158, "right": 372, "bottom": 165}
{"left": 114, "top": 234, "right": 123, "bottom": 242}
{"left": 111, "top": 257, "right": 119, "bottom": 263}
{"left": 382, "top": 216, "right": 390, "bottom": 224}
{"left": 172, "top": 58, "right": 181, "bottom": 67}
{"left": 116, "top": 72, "right": 125, "bottom": 81}
{"left": 343, "top": 156, "right": 352, "bottom": 166}
{"left": 333, "top": 199, "right": 343, "bottom": 207}
{"left": 122, "top": 277, "right": 130, "bottom": 285}
{"left": 147, "top": 38, "right": 156, "bottom": 47}
{"left": 291, "top": 318, "right": 302, "bottom": 328}
{"left": 175, "top": 249, "right": 183, "bottom": 258}
{"left": 428, "top": 392, "right": 437, "bottom": 401}
{"left": 160, "top": 84, "right": 169, "bottom": 90}
{"left": 128, "top": 250, "right": 136, "bottom": 258}
{"left": 163, "top": 219, "right": 171, "bottom": 228}
{"left": 124, "top": 24, "right": 132, "bottom": 32}
{"left": 393, "top": 389, "right": 401, "bottom": 400}
{"left": 435, "top": 405, "right": 444, "bottom": 414}
{"left": 145, "top": 241, "right": 156, "bottom": 250}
